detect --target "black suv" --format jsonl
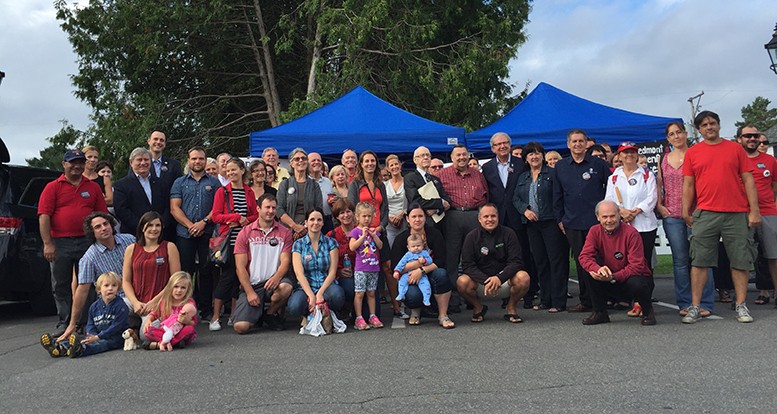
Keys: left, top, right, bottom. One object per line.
{"left": 0, "top": 137, "right": 60, "bottom": 314}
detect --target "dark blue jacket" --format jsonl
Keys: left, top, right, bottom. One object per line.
{"left": 86, "top": 295, "right": 129, "bottom": 341}
{"left": 552, "top": 155, "right": 610, "bottom": 231}
{"left": 513, "top": 165, "right": 556, "bottom": 224}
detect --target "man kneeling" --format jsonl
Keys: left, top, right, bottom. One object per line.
{"left": 456, "top": 204, "right": 531, "bottom": 323}
{"left": 579, "top": 200, "right": 656, "bottom": 326}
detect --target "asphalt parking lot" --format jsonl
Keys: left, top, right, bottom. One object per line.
{"left": 2, "top": 274, "right": 776, "bottom": 413}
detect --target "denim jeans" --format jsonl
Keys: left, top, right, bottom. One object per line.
{"left": 287, "top": 284, "right": 346, "bottom": 316}
{"left": 663, "top": 218, "right": 714, "bottom": 310}
{"left": 404, "top": 268, "right": 451, "bottom": 309}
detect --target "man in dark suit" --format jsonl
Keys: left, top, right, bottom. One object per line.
{"left": 113, "top": 147, "right": 168, "bottom": 235}
{"left": 481, "top": 132, "right": 536, "bottom": 308}
{"left": 147, "top": 130, "right": 182, "bottom": 240}
{"left": 404, "top": 146, "right": 450, "bottom": 227}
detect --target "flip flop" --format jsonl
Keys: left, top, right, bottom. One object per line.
{"left": 471, "top": 305, "right": 488, "bottom": 323}
{"left": 755, "top": 295, "right": 770, "bottom": 305}
{"left": 503, "top": 313, "right": 523, "bottom": 323}
{"left": 438, "top": 316, "right": 455, "bottom": 329}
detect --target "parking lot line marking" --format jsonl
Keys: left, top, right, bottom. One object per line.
{"left": 570, "top": 279, "right": 724, "bottom": 319}
{"left": 391, "top": 317, "right": 406, "bottom": 329}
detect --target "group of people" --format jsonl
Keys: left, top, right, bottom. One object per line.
{"left": 37, "top": 110, "right": 773, "bottom": 358}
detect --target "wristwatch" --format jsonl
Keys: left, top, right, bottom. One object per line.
{"left": 203, "top": 218, "right": 210, "bottom": 224}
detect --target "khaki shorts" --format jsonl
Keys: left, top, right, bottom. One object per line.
{"left": 476, "top": 280, "right": 511, "bottom": 299}
{"left": 689, "top": 210, "right": 754, "bottom": 270}
{"left": 755, "top": 215, "right": 777, "bottom": 259}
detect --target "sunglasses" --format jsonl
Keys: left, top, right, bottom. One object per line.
{"left": 740, "top": 133, "right": 761, "bottom": 139}
{"left": 430, "top": 165, "right": 443, "bottom": 170}
{"left": 759, "top": 140, "right": 769, "bottom": 145}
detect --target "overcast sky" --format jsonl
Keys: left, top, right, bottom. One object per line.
{"left": 1, "top": 0, "right": 776, "bottom": 164}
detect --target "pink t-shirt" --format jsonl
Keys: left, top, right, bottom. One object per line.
{"left": 747, "top": 152, "right": 777, "bottom": 216}
{"left": 683, "top": 139, "right": 751, "bottom": 213}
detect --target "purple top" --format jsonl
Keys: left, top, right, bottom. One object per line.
{"left": 349, "top": 227, "right": 381, "bottom": 272}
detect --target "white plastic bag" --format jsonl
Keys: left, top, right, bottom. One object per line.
{"left": 299, "top": 305, "right": 347, "bottom": 336}
{"left": 299, "top": 308, "right": 326, "bottom": 337}
{"left": 330, "top": 310, "right": 347, "bottom": 334}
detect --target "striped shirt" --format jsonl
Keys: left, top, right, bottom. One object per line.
{"left": 229, "top": 188, "right": 247, "bottom": 246}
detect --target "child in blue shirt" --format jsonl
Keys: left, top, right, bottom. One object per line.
{"left": 40, "top": 271, "right": 129, "bottom": 358}
{"left": 394, "top": 234, "right": 433, "bottom": 306}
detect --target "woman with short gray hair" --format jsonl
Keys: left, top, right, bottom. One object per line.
{"left": 277, "top": 148, "right": 323, "bottom": 240}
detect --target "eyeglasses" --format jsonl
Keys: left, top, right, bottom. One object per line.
{"left": 430, "top": 165, "right": 443, "bottom": 170}
{"left": 414, "top": 153, "right": 431, "bottom": 159}
{"left": 741, "top": 133, "right": 761, "bottom": 139}
{"left": 491, "top": 141, "right": 510, "bottom": 147}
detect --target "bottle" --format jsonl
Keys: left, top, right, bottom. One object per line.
{"left": 343, "top": 254, "right": 351, "bottom": 271}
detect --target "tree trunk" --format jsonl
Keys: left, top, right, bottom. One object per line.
{"left": 246, "top": 0, "right": 281, "bottom": 126}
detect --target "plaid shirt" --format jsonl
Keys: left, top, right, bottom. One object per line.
{"left": 437, "top": 166, "right": 488, "bottom": 208}
{"left": 77, "top": 233, "right": 136, "bottom": 296}
{"left": 292, "top": 234, "right": 338, "bottom": 292}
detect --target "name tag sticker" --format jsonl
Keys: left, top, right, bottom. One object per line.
{"left": 480, "top": 246, "right": 489, "bottom": 255}
{"left": 155, "top": 257, "right": 165, "bottom": 266}
{"left": 80, "top": 191, "right": 90, "bottom": 199}
{"left": 205, "top": 186, "right": 213, "bottom": 191}
{"left": 161, "top": 165, "right": 168, "bottom": 172}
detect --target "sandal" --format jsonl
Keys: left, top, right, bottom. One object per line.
{"left": 627, "top": 303, "right": 642, "bottom": 317}
{"left": 532, "top": 304, "right": 549, "bottom": 311}
{"left": 548, "top": 307, "right": 564, "bottom": 313}
{"left": 471, "top": 305, "right": 488, "bottom": 323}
{"left": 438, "top": 316, "right": 455, "bottom": 329}
{"left": 408, "top": 315, "right": 421, "bottom": 325}
{"left": 755, "top": 295, "right": 770, "bottom": 305}
{"left": 718, "top": 290, "right": 733, "bottom": 303}
{"left": 503, "top": 313, "right": 523, "bottom": 323}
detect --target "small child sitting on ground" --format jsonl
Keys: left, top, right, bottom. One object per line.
{"left": 40, "top": 271, "right": 129, "bottom": 358}
{"left": 142, "top": 271, "right": 198, "bottom": 351}
{"left": 393, "top": 234, "right": 433, "bottom": 306}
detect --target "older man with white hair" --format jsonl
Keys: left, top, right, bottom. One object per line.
{"left": 114, "top": 147, "right": 168, "bottom": 234}
{"left": 578, "top": 200, "right": 655, "bottom": 326}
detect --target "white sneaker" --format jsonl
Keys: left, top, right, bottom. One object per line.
{"left": 209, "top": 319, "right": 222, "bottom": 331}
{"left": 735, "top": 303, "right": 754, "bottom": 323}
{"left": 227, "top": 317, "right": 234, "bottom": 327}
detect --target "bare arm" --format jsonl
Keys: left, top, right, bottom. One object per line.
{"left": 741, "top": 172, "right": 761, "bottom": 228}
{"left": 39, "top": 214, "right": 55, "bottom": 262}
{"left": 681, "top": 176, "right": 695, "bottom": 227}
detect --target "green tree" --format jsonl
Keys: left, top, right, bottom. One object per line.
{"left": 53, "top": 0, "right": 531, "bottom": 161}
{"left": 736, "top": 96, "right": 777, "bottom": 133}
{"left": 26, "top": 121, "right": 85, "bottom": 170}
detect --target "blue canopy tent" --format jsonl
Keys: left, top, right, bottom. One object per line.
{"left": 467, "top": 82, "right": 683, "bottom": 152}
{"left": 249, "top": 86, "right": 465, "bottom": 157}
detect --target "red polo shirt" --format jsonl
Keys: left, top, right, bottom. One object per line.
{"left": 38, "top": 175, "right": 108, "bottom": 237}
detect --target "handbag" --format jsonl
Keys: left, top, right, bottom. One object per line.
{"left": 209, "top": 187, "right": 233, "bottom": 266}
{"left": 208, "top": 227, "right": 232, "bottom": 266}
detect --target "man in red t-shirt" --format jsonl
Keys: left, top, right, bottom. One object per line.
{"left": 38, "top": 149, "right": 108, "bottom": 334}
{"left": 738, "top": 125, "right": 777, "bottom": 305}
{"left": 681, "top": 111, "right": 760, "bottom": 324}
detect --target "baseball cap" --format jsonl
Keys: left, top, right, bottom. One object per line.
{"left": 617, "top": 142, "right": 638, "bottom": 153}
{"left": 63, "top": 149, "right": 86, "bottom": 162}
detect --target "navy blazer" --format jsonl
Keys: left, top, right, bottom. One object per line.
{"left": 482, "top": 155, "right": 525, "bottom": 229}
{"left": 113, "top": 172, "right": 168, "bottom": 235}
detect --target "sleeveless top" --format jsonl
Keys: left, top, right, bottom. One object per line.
{"left": 130, "top": 240, "right": 171, "bottom": 303}
{"left": 661, "top": 155, "right": 683, "bottom": 218}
